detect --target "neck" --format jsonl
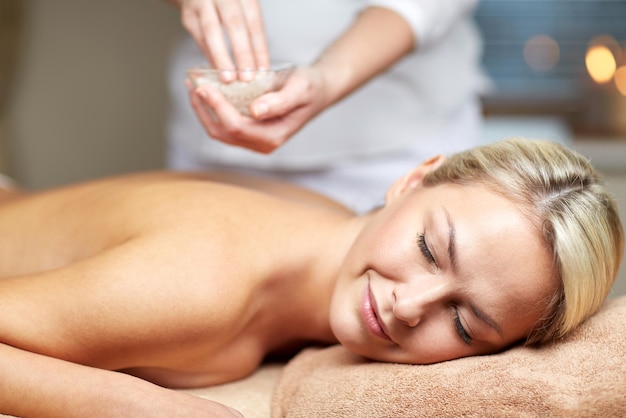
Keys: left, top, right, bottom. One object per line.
{"left": 253, "top": 210, "right": 368, "bottom": 355}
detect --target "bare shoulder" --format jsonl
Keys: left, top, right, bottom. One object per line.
{"left": 199, "top": 171, "right": 355, "bottom": 215}
{"left": 0, "top": 231, "right": 263, "bottom": 382}
{"left": 0, "top": 170, "right": 340, "bottom": 277}
{"left": 0, "top": 171, "right": 340, "bottom": 387}
{"left": 60, "top": 170, "right": 353, "bottom": 217}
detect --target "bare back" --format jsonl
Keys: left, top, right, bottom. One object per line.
{"left": 0, "top": 171, "right": 350, "bottom": 387}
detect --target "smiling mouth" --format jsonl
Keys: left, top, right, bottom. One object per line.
{"left": 361, "top": 282, "right": 392, "bottom": 341}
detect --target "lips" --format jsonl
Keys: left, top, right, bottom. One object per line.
{"left": 361, "top": 281, "right": 392, "bottom": 341}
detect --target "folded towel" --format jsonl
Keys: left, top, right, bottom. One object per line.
{"left": 181, "top": 363, "right": 282, "bottom": 418}
{"left": 272, "top": 295, "right": 626, "bottom": 417}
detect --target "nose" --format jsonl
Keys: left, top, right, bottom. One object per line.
{"left": 392, "top": 279, "right": 449, "bottom": 327}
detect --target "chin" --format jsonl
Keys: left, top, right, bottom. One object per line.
{"left": 343, "top": 345, "right": 388, "bottom": 362}
{"left": 329, "top": 310, "right": 368, "bottom": 355}
{"left": 331, "top": 330, "right": 392, "bottom": 363}
{"left": 338, "top": 341, "right": 458, "bottom": 365}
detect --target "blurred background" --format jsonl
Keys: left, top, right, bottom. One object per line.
{"left": 1, "top": 0, "right": 625, "bottom": 296}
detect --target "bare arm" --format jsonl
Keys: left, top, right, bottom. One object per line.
{"left": 0, "top": 233, "right": 250, "bottom": 416}
{"left": 0, "top": 342, "right": 242, "bottom": 417}
{"left": 310, "top": 6, "right": 414, "bottom": 110}
{"left": 187, "top": 6, "right": 414, "bottom": 153}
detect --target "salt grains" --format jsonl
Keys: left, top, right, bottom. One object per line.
{"left": 187, "top": 64, "right": 295, "bottom": 117}
{"left": 196, "top": 74, "right": 274, "bottom": 116}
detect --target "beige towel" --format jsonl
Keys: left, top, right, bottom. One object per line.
{"left": 181, "top": 363, "right": 283, "bottom": 418}
{"left": 272, "top": 295, "right": 626, "bottom": 417}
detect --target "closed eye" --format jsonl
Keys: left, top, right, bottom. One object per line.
{"left": 417, "top": 232, "right": 436, "bottom": 266}
{"left": 453, "top": 307, "right": 472, "bottom": 345}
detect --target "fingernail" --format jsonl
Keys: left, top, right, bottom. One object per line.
{"left": 240, "top": 68, "right": 255, "bottom": 82}
{"left": 197, "top": 88, "right": 209, "bottom": 100}
{"left": 252, "top": 102, "right": 268, "bottom": 118}
{"left": 220, "top": 70, "right": 235, "bottom": 83}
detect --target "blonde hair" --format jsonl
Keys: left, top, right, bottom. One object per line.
{"left": 422, "top": 137, "right": 624, "bottom": 344}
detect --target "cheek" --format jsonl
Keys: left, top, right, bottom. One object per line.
{"left": 328, "top": 277, "right": 363, "bottom": 346}
{"left": 352, "top": 216, "right": 416, "bottom": 273}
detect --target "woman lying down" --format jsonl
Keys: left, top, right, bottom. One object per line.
{"left": 0, "top": 138, "right": 622, "bottom": 417}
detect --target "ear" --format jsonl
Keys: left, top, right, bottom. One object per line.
{"left": 385, "top": 155, "right": 446, "bottom": 203}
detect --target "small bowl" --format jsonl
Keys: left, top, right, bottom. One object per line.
{"left": 186, "top": 63, "right": 295, "bottom": 116}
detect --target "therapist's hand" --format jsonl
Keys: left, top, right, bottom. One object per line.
{"left": 177, "top": 0, "right": 270, "bottom": 72}
{"left": 185, "top": 6, "right": 414, "bottom": 154}
{"left": 187, "top": 66, "right": 329, "bottom": 154}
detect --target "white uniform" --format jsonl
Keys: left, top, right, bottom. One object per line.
{"left": 167, "top": 0, "right": 489, "bottom": 212}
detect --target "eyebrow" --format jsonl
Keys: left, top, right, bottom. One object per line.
{"left": 444, "top": 209, "right": 503, "bottom": 337}
{"left": 470, "top": 303, "right": 503, "bottom": 336}
{"left": 445, "top": 209, "right": 457, "bottom": 274}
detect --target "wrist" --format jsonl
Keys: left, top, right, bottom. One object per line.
{"left": 310, "top": 59, "right": 356, "bottom": 108}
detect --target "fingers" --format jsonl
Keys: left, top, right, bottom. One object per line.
{"left": 240, "top": 0, "right": 270, "bottom": 68}
{"left": 186, "top": 83, "right": 293, "bottom": 154}
{"left": 199, "top": 3, "right": 236, "bottom": 71}
{"left": 250, "top": 91, "right": 294, "bottom": 121}
{"left": 180, "top": 0, "right": 269, "bottom": 79}
{"left": 186, "top": 66, "right": 327, "bottom": 154}
{"left": 180, "top": 2, "right": 223, "bottom": 69}
{"left": 186, "top": 80, "right": 235, "bottom": 140}
{"left": 250, "top": 69, "right": 320, "bottom": 121}
{"left": 214, "top": 0, "right": 255, "bottom": 72}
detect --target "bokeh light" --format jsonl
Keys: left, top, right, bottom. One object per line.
{"left": 586, "top": 45, "right": 617, "bottom": 83}
{"left": 615, "top": 66, "right": 626, "bottom": 96}
{"left": 523, "top": 35, "right": 560, "bottom": 71}
{"left": 589, "top": 35, "right": 622, "bottom": 64}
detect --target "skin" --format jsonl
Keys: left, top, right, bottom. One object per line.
{"left": 167, "top": 0, "right": 415, "bottom": 153}
{"left": 331, "top": 172, "right": 556, "bottom": 363}
{"left": 169, "top": 0, "right": 271, "bottom": 72}
{"left": 0, "top": 159, "right": 556, "bottom": 416}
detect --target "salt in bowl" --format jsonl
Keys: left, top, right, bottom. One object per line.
{"left": 186, "top": 63, "right": 295, "bottom": 116}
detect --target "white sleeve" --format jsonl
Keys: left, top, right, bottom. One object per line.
{"left": 364, "top": 0, "right": 479, "bottom": 49}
